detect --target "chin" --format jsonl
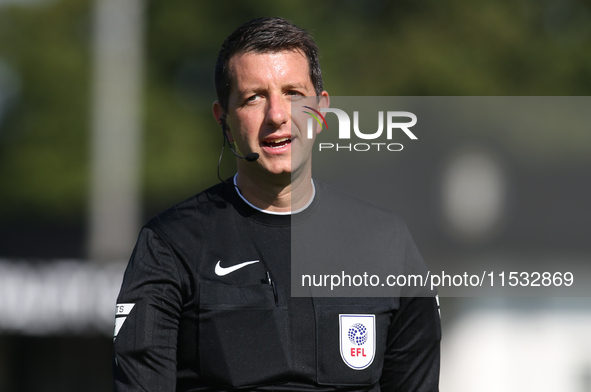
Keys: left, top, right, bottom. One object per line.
{"left": 260, "top": 160, "right": 292, "bottom": 175}
{"left": 267, "top": 167, "right": 292, "bottom": 177}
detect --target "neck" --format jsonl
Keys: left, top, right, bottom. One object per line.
{"left": 234, "top": 169, "right": 314, "bottom": 214}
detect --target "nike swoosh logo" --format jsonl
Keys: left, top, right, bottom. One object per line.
{"left": 215, "top": 260, "right": 259, "bottom": 276}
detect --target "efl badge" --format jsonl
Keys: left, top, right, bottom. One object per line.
{"left": 339, "top": 314, "right": 376, "bottom": 370}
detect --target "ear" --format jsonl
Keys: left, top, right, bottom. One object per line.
{"left": 212, "top": 101, "right": 234, "bottom": 143}
{"left": 317, "top": 91, "right": 330, "bottom": 135}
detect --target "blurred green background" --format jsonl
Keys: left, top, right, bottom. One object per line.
{"left": 1, "top": 0, "right": 590, "bottom": 251}
{"left": 1, "top": 0, "right": 591, "bottom": 391}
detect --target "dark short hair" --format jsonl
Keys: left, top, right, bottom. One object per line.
{"left": 215, "top": 17, "right": 324, "bottom": 112}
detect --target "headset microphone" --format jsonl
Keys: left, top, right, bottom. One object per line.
{"left": 220, "top": 117, "right": 259, "bottom": 162}
{"left": 229, "top": 147, "right": 259, "bottom": 162}
{"left": 217, "top": 116, "right": 259, "bottom": 184}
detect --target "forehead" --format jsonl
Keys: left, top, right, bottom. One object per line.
{"left": 228, "top": 50, "right": 312, "bottom": 91}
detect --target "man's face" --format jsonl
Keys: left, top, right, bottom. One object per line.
{"left": 215, "top": 49, "right": 328, "bottom": 181}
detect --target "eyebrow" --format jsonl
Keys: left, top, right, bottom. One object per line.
{"left": 284, "top": 83, "right": 309, "bottom": 90}
{"left": 236, "top": 83, "right": 311, "bottom": 97}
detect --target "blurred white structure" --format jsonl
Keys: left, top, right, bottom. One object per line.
{"left": 0, "top": 260, "right": 125, "bottom": 335}
{"left": 2, "top": 260, "right": 591, "bottom": 392}
{"left": 442, "top": 146, "right": 506, "bottom": 243}
{"left": 88, "top": 0, "right": 145, "bottom": 262}
{"left": 441, "top": 300, "right": 591, "bottom": 392}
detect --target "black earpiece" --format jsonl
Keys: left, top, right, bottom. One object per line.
{"left": 219, "top": 115, "right": 259, "bottom": 162}
{"left": 220, "top": 116, "right": 229, "bottom": 132}
{"left": 216, "top": 115, "right": 259, "bottom": 184}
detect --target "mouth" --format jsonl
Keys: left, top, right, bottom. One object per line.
{"left": 262, "top": 137, "right": 292, "bottom": 149}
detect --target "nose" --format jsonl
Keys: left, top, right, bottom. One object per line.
{"left": 265, "top": 93, "right": 289, "bottom": 128}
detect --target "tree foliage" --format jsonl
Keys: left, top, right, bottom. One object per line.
{"left": 0, "top": 0, "right": 590, "bottom": 221}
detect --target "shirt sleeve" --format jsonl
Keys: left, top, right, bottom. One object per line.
{"left": 113, "top": 227, "right": 188, "bottom": 392}
{"left": 379, "top": 296, "right": 441, "bottom": 392}
{"left": 379, "top": 221, "right": 441, "bottom": 391}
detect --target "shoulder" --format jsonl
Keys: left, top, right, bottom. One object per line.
{"left": 313, "top": 180, "right": 408, "bottom": 231}
{"left": 144, "top": 181, "right": 234, "bottom": 240}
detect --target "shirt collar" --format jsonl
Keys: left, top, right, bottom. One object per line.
{"left": 233, "top": 174, "right": 316, "bottom": 215}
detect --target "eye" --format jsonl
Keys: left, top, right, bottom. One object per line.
{"left": 287, "top": 90, "right": 305, "bottom": 100}
{"left": 246, "top": 94, "right": 261, "bottom": 103}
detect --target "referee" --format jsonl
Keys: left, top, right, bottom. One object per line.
{"left": 113, "top": 17, "right": 440, "bottom": 391}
